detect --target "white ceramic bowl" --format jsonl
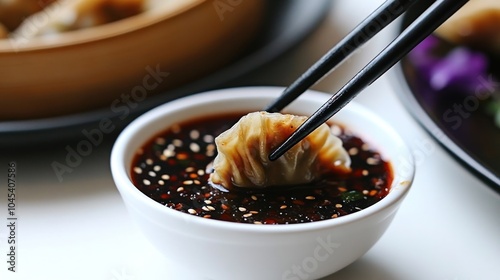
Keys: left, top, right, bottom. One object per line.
{"left": 110, "top": 87, "right": 414, "bottom": 280}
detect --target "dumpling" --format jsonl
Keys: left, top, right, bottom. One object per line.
{"left": 209, "top": 112, "right": 351, "bottom": 190}
{"left": 435, "top": 0, "right": 500, "bottom": 54}
{"left": 0, "top": 0, "right": 56, "bottom": 31}
{"left": 12, "top": 0, "right": 144, "bottom": 39}
{"left": 9, "top": 0, "right": 191, "bottom": 40}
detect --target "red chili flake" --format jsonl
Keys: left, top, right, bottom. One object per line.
{"left": 292, "top": 200, "right": 305, "bottom": 206}
{"left": 194, "top": 154, "right": 206, "bottom": 160}
{"left": 177, "top": 153, "right": 189, "bottom": 160}
{"left": 219, "top": 213, "right": 232, "bottom": 221}
{"left": 263, "top": 218, "right": 277, "bottom": 224}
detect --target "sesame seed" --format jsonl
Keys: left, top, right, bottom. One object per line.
{"left": 204, "top": 200, "right": 212, "bottom": 204}
{"left": 243, "top": 213, "right": 252, "bottom": 218}
{"left": 133, "top": 167, "right": 142, "bottom": 174}
{"left": 335, "top": 204, "right": 343, "bottom": 208}
{"left": 190, "top": 130, "right": 200, "bottom": 140}
{"left": 185, "top": 167, "right": 195, "bottom": 172}
{"left": 362, "top": 143, "right": 370, "bottom": 151}
{"left": 362, "top": 190, "right": 369, "bottom": 195}
{"left": 153, "top": 165, "right": 161, "bottom": 172}
{"left": 369, "top": 190, "right": 378, "bottom": 196}
{"left": 206, "top": 151, "right": 215, "bottom": 157}
{"left": 155, "top": 137, "right": 166, "bottom": 145}
{"left": 366, "top": 157, "right": 379, "bottom": 165}
{"left": 197, "top": 169, "right": 205, "bottom": 176}
{"left": 161, "top": 174, "right": 170, "bottom": 180}
{"left": 143, "top": 179, "right": 151, "bottom": 185}
{"left": 190, "top": 143, "right": 200, "bottom": 153}
{"left": 145, "top": 159, "right": 153, "bottom": 165}
{"left": 250, "top": 211, "right": 259, "bottom": 214}
{"left": 206, "top": 144, "right": 215, "bottom": 156}
{"left": 158, "top": 180, "right": 165, "bottom": 186}
{"left": 331, "top": 214, "right": 338, "bottom": 218}
{"left": 280, "top": 205, "right": 287, "bottom": 209}
{"left": 177, "top": 187, "right": 184, "bottom": 192}
{"left": 203, "top": 215, "right": 211, "bottom": 218}
{"left": 251, "top": 195, "right": 258, "bottom": 201}
{"left": 338, "top": 187, "right": 347, "bottom": 192}
{"left": 148, "top": 171, "right": 156, "bottom": 177}
{"left": 183, "top": 180, "right": 194, "bottom": 185}
{"left": 163, "top": 149, "right": 175, "bottom": 158}
{"left": 207, "top": 206, "right": 216, "bottom": 211}
{"left": 206, "top": 144, "right": 215, "bottom": 151}
{"left": 254, "top": 221, "right": 263, "bottom": 225}
{"left": 173, "top": 139, "right": 183, "bottom": 147}
{"left": 348, "top": 147, "right": 359, "bottom": 156}
{"left": 362, "top": 170, "right": 369, "bottom": 176}
{"left": 202, "top": 206, "right": 210, "bottom": 211}
{"left": 203, "top": 134, "right": 214, "bottom": 143}
{"left": 193, "top": 180, "right": 201, "bottom": 185}
{"left": 305, "top": 196, "right": 315, "bottom": 200}
{"left": 238, "top": 207, "right": 247, "bottom": 212}
{"left": 188, "top": 209, "right": 196, "bottom": 214}
{"left": 171, "top": 124, "right": 181, "bottom": 133}
{"left": 221, "top": 204, "right": 229, "bottom": 210}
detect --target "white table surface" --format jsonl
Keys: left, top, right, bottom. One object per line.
{"left": 1, "top": 1, "right": 499, "bottom": 280}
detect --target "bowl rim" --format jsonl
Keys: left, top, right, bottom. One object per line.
{"left": 110, "top": 86, "right": 415, "bottom": 234}
{"left": 0, "top": 0, "right": 205, "bottom": 52}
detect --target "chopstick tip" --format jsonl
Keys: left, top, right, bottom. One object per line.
{"left": 268, "top": 148, "right": 283, "bottom": 162}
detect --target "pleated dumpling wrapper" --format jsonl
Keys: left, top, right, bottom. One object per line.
{"left": 209, "top": 112, "right": 351, "bottom": 190}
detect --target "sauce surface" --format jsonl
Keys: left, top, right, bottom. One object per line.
{"left": 131, "top": 113, "right": 393, "bottom": 224}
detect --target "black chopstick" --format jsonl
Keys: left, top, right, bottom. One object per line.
{"left": 269, "top": 0, "right": 469, "bottom": 161}
{"left": 265, "top": 0, "right": 419, "bottom": 113}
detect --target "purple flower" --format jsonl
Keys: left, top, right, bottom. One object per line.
{"left": 409, "top": 35, "right": 495, "bottom": 93}
{"left": 430, "top": 48, "right": 489, "bottom": 91}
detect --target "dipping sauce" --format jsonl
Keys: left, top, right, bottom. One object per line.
{"left": 131, "top": 113, "right": 393, "bottom": 224}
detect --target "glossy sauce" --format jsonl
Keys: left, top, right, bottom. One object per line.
{"left": 131, "top": 113, "right": 393, "bottom": 224}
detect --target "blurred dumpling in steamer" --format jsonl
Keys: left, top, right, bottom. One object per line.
{"left": 0, "top": 0, "right": 56, "bottom": 31}
{"left": 435, "top": 0, "right": 500, "bottom": 54}
{"left": 12, "top": 0, "right": 146, "bottom": 38}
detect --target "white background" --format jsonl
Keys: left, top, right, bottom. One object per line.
{"left": 1, "top": 1, "right": 499, "bottom": 279}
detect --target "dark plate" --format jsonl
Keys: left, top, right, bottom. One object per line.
{"left": 0, "top": 0, "right": 332, "bottom": 147}
{"left": 392, "top": 0, "right": 500, "bottom": 191}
